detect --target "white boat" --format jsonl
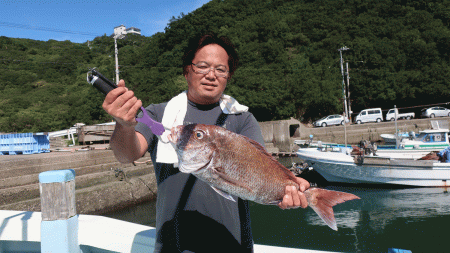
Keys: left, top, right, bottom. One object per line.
{"left": 398, "top": 128, "right": 449, "bottom": 150}
{"left": 296, "top": 147, "right": 450, "bottom": 187}
{"left": 0, "top": 210, "right": 341, "bottom": 253}
{"left": 380, "top": 132, "right": 412, "bottom": 145}
{"left": 375, "top": 128, "right": 450, "bottom": 159}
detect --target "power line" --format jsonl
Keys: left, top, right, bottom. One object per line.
{"left": 0, "top": 21, "right": 100, "bottom": 37}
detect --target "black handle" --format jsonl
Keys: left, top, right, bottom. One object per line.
{"left": 87, "top": 68, "right": 118, "bottom": 95}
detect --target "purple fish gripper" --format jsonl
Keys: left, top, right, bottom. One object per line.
{"left": 135, "top": 106, "right": 166, "bottom": 136}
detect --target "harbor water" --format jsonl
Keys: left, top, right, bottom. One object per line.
{"left": 103, "top": 157, "right": 450, "bottom": 253}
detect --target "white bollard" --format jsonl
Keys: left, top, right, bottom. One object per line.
{"left": 39, "top": 169, "right": 81, "bottom": 253}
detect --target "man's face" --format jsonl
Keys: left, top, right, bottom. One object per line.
{"left": 185, "top": 44, "right": 229, "bottom": 105}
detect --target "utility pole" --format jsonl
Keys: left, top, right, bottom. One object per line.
{"left": 114, "top": 31, "right": 125, "bottom": 84}
{"left": 346, "top": 61, "right": 351, "bottom": 122}
{"left": 338, "top": 46, "right": 350, "bottom": 120}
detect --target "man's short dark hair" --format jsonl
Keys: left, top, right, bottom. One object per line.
{"left": 182, "top": 33, "right": 239, "bottom": 78}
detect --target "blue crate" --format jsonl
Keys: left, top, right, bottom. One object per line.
{"left": 0, "top": 132, "right": 50, "bottom": 155}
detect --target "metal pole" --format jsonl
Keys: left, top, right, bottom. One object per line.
{"left": 343, "top": 111, "right": 348, "bottom": 153}
{"left": 346, "top": 61, "right": 351, "bottom": 122}
{"left": 114, "top": 36, "right": 120, "bottom": 85}
{"left": 339, "top": 48, "right": 348, "bottom": 120}
{"left": 395, "top": 105, "right": 398, "bottom": 148}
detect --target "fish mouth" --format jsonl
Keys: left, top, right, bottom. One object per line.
{"left": 195, "top": 156, "right": 212, "bottom": 172}
{"left": 167, "top": 126, "right": 181, "bottom": 144}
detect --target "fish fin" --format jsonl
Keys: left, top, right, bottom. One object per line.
{"left": 241, "top": 136, "right": 284, "bottom": 164}
{"left": 210, "top": 186, "right": 236, "bottom": 202}
{"left": 267, "top": 200, "right": 282, "bottom": 205}
{"left": 307, "top": 188, "right": 360, "bottom": 231}
{"left": 241, "top": 135, "right": 298, "bottom": 180}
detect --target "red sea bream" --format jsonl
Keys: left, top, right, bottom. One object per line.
{"left": 168, "top": 124, "right": 360, "bottom": 230}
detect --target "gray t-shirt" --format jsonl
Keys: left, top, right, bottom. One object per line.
{"left": 135, "top": 99, "right": 264, "bottom": 253}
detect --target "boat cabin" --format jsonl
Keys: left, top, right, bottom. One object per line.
{"left": 399, "top": 129, "right": 449, "bottom": 150}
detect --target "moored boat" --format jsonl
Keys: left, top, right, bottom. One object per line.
{"left": 296, "top": 146, "right": 450, "bottom": 187}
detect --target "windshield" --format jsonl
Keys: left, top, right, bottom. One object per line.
{"left": 417, "top": 132, "right": 446, "bottom": 142}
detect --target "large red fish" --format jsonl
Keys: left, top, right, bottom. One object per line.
{"left": 168, "top": 124, "right": 360, "bottom": 230}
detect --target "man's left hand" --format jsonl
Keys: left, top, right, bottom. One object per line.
{"left": 278, "top": 177, "right": 310, "bottom": 209}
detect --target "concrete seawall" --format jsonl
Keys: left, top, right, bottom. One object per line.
{"left": 261, "top": 118, "right": 450, "bottom": 152}
{"left": 0, "top": 146, "right": 157, "bottom": 215}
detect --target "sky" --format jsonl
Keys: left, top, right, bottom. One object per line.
{"left": 0, "top": 0, "right": 211, "bottom": 43}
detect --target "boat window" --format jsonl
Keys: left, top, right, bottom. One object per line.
{"left": 435, "top": 133, "right": 445, "bottom": 142}
{"left": 422, "top": 133, "right": 446, "bottom": 142}
{"left": 417, "top": 132, "right": 427, "bottom": 141}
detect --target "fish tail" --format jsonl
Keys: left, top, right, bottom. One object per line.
{"left": 306, "top": 188, "right": 360, "bottom": 231}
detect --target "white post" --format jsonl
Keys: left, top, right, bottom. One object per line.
{"left": 395, "top": 105, "right": 399, "bottom": 148}
{"left": 39, "top": 169, "right": 81, "bottom": 253}
{"left": 114, "top": 36, "right": 120, "bottom": 85}
{"left": 346, "top": 61, "right": 351, "bottom": 122}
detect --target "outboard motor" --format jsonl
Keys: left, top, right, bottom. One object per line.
{"left": 359, "top": 140, "right": 375, "bottom": 155}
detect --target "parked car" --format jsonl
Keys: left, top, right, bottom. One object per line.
{"left": 385, "top": 108, "right": 415, "bottom": 121}
{"left": 314, "top": 114, "right": 349, "bottom": 127}
{"left": 421, "top": 107, "right": 450, "bottom": 118}
{"left": 354, "top": 108, "right": 383, "bottom": 124}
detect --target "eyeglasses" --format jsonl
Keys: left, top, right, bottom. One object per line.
{"left": 191, "top": 62, "right": 229, "bottom": 78}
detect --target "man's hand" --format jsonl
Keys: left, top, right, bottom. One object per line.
{"left": 102, "top": 79, "right": 142, "bottom": 128}
{"left": 278, "top": 177, "right": 310, "bottom": 209}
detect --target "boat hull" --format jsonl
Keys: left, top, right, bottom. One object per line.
{"left": 296, "top": 148, "right": 450, "bottom": 187}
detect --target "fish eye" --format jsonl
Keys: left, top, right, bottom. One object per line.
{"left": 195, "top": 130, "right": 204, "bottom": 139}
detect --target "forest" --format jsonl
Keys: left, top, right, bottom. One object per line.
{"left": 0, "top": 0, "right": 449, "bottom": 133}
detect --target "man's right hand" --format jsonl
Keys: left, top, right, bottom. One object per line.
{"left": 102, "top": 79, "right": 142, "bottom": 128}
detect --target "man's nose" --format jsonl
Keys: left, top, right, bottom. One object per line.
{"left": 205, "top": 68, "right": 216, "bottom": 79}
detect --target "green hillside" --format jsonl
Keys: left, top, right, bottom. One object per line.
{"left": 1, "top": 0, "right": 449, "bottom": 133}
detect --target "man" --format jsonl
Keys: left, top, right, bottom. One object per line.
{"left": 102, "top": 33, "right": 310, "bottom": 252}
{"left": 438, "top": 146, "right": 450, "bottom": 163}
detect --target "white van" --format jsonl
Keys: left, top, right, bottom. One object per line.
{"left": 354, "top": 108, "right": 383, "bottom": 124}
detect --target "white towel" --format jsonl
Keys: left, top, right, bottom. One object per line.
{"left": 156, "top": 91, "right": 248, "bottom": 165}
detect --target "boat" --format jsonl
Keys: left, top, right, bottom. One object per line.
{"left": 297, "top": 127, "right": 449, "bottom": 160}
{"left": 296, "top": 146, "right": 450, "bottom": 187}
{"left": 397, "top": 128, "right": 449, "bottom": 150}
{"left": 380, "top": 132, "right": 413, "bottom": 145}
{"left": 0, "top": 210, "right": 340, "bottom": 253}
{"left": 375, "top": 128, "right": 449, "bottom": 159}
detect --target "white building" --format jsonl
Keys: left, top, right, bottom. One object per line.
{"left": 113, "top": 25, "right": 141, "bottom": 37}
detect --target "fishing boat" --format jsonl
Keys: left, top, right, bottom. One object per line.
{"left": 296, "top": 127, "right": 450, "bottom": 160}
{"left": 375, "top": 128, "right": 449, "bottom": 159}
{"left": 296, "top": 146, "right": 450, "bottom": 187}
